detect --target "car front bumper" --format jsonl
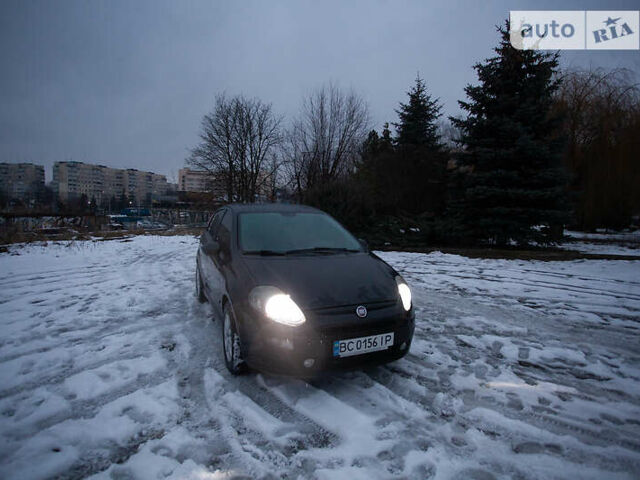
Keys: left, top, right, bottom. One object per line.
{"left": 236, "top": 301, "right": 416, "bottom": 377}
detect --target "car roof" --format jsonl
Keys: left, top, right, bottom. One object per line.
{"left": 224, "top": 203, "right": 325, "bottom": 215}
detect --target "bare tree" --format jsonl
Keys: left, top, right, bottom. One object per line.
{"left": 555, "top": 68, "right": 640, "bottom": 229}
{"left": 187, "top": 94, "right": 282, "bottom": 203}
{"left": 283, "top": 84, "right": 370, "bottom": 199}
{"left": 436, "top": 118, "right": 461, "bottom": 149}
{"left": 556, "top": 68, "right": 639, "bottom": 147}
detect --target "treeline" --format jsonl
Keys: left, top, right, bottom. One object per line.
{"left": 556, "top": 68, "right": 640, "bottom": 230}
{"left": 188, "top": 24, "right": 640, "bottom": 247}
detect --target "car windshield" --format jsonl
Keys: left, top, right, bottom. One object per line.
{"left": 239, "top": 212, "right": 363, "bottom": 254}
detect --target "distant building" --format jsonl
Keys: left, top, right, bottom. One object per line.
{"left": 178, "top": 168, "right": 210, "bottom": 192}
{"left": 178, "top": 168, "right": 225, "bottom": 198}
{"left": 52, "top": 161, "right": 169, "bottom": 205}
{"left": 0, "top": 162, "right": 45, "bottom": 202}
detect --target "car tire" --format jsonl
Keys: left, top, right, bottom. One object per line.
{"left": 222, "top": 303, "right": 248, "bottom": 375}
{"left": 195, "top": 265, "right": 207, "bottom": 303}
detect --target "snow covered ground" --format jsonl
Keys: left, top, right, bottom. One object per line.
{"left": 564, "top": 230, "right": 640, "bottom": 242}
{"left": 560, "top": 230, "right": 640, "bottom": 256}
{"left": 0, "top": 236, "right": 639, "bottom": 479}
{"left": 558, "top": 241, "right": 640, "bottom": 256}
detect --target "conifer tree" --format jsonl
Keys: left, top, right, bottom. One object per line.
{"left": 357, "top": 127, "right": 398, "bottom": 214}
{"left": 394, "top": 76, "right": 447, "bottom": 215}
{"left": 450, "top": 23, "right": 569, "bottom": 246}
{"left": 380, "top": 122, "right": 393, "bottom": 150}
{"left": 394, "top": 75, "right": 442, "bottom": 149}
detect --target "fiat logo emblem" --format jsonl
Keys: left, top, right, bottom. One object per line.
{"left": 356, "top": 305, "right": 367, "bottom": 318}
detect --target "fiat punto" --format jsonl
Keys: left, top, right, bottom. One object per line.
{"left": 195, "top": 203, "right": 414, "bottom": 376}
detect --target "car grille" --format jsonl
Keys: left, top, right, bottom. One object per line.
{"left": 306, "top": 299, "right": 402, "bottom": 340}
{"left": 319, "top": 320, "right": 399, "bottom": 340}
{"left": 307, "top": 299, "right": 397, "bottom": 316}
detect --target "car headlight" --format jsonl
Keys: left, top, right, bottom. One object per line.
{"left": 249, "top": 286, "right": 306, "bottom": 326}
{"left": 395, "top": 275, "right": 412, "bottom": 311}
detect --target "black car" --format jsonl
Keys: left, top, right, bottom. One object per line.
{"left": 195, "top": 203, "right": 415, "bottom": 376}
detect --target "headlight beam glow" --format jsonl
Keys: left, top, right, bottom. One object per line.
{"left": 263, "top": 293, "right": 306, "bottom": 326}
{"left": 395, "top": 276, "right": 412, "bottom": 311}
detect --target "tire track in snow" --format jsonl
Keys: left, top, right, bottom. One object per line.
{"left": 164, "top": 304, "right": 338, "bottom": 478}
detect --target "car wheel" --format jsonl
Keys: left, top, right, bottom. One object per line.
{"left": 195, "top": 265, "right": 206, "bottom": 303}
{"left": 222, "top": 303, "right": 247, "bottom": 375}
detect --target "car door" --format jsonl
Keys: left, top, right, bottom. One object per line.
{"left": 209, "top": 209, "right": 235, "bottom": 310}
{"left": 199, "top": 209, "right": 225, "bottom": 313}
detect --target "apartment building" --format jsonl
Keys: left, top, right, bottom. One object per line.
{"left": 0, "top": 162, "right": 45, "bottom": 201}
{"left": 178, "top": 168, "right": 225, "bottom": 198}
{"left": 52, "top": 161, "right": 168, "bottom": 205}
{"left": 178, "top": 168, "right": 209, "bottom": 192}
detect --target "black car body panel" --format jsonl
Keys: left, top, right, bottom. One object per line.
{"left": 197, "top": 203, "right": 415, "bottom": 376}
{"left": 241, "top": 254, "right": 398, "bottom": 310}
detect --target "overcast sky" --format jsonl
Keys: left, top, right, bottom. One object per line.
{"left": 1, "top": 0, "right": 638, "bottom": 181}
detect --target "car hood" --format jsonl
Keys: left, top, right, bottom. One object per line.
{"left": 241, "top": 253, "right": 398, "bottom": 310}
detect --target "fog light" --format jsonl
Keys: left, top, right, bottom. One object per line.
{"left": 400, "top": 342, "right": 407, "bottom": 350}
{"left": 303, "top": 358, "right": 315, "bottom": 368}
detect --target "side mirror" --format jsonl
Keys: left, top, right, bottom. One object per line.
{"left": 202, "top": 241, "right": 220, "bottom": 256}
{"left": 358, "top": 238, "right": 369, "bottom": 251}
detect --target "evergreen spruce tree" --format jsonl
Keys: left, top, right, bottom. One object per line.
{"left": 450, "top": 23, "right": 569, "bottom": 246}
{"left": 118, "top": 192, "right": 128, "bottom": 212}
{"left": 394, "top": 75, "right": 447, "bottom": 215}
{"left": 361, "top": 130, "right": 381, "bottom": 160}
{"left": 394, "top": 75, "right": 443, "bottom": 149}
{"left": 78, "top": 193, "right": 88, "bottom": 212}
{"left": 357, "top": 128, "right": 397, "bottom": 214}
{"left": 380, "top": 122, "right": 393, "bottom": 150}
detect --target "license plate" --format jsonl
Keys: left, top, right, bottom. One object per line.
{"left": 332, "top": 332, "right": 394, "bottom": 358}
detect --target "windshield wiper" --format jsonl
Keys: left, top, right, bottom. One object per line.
{"left": 283, "top": 247, "right": 361, "bottom": 255}
{"left": 244, "top": 247, "right": 361, "bottom": 256}
{"left": 243, "top": 250, "right": 286, "bottom": 256}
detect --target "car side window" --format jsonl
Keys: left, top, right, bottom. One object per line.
{"left": 207, "top": 210, "right": 224, "bottom": 236}
{"left": 217, "top": 210, "right": 233, "bottom": 249}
